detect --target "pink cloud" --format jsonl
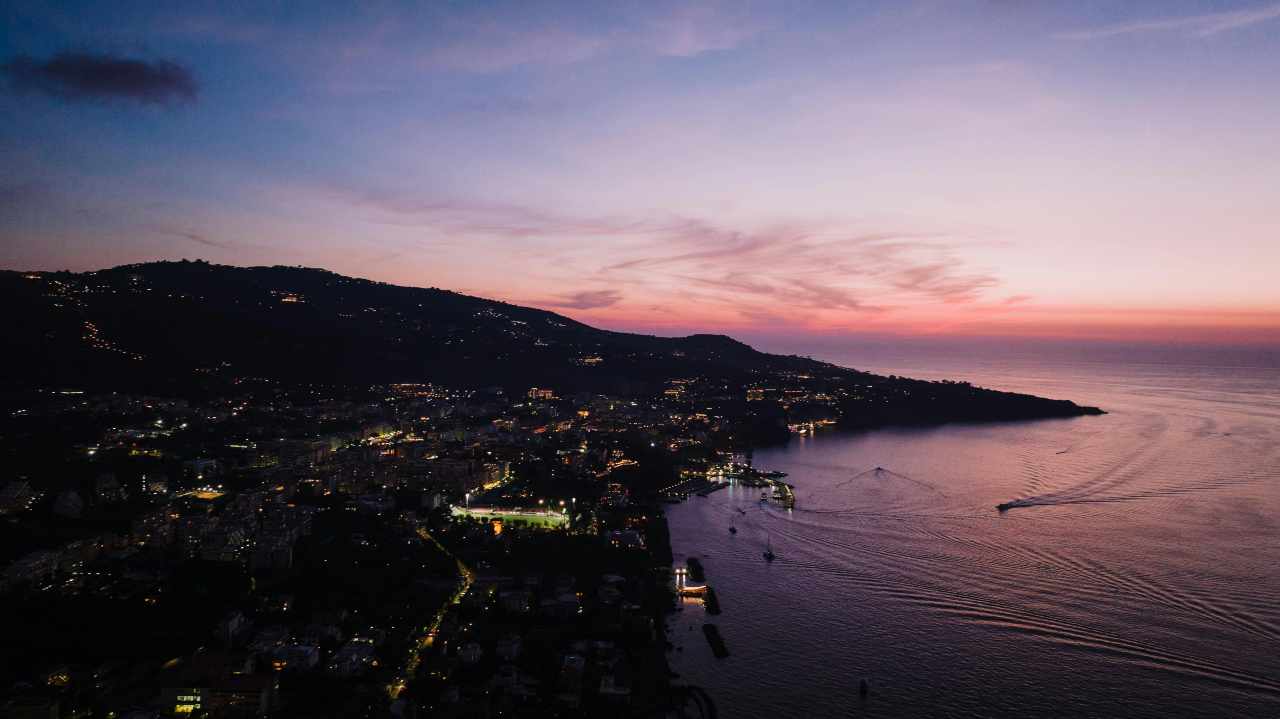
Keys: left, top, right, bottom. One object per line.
{"left": 323, "top": 187, "right": 1004, "bottom": 331}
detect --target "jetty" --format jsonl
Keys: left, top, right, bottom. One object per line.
{"left": 659, "top": 476, "right": 727, "bottom": 501}
{"left": 702, "top": 624, "right": 729, "bottom": 658}
{"left": 703, "top": 587, "right": 722, "bottom": 615}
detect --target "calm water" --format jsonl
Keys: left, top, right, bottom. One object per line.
{"left": 667, "top": 344, "right": 1280, "bottom": 718}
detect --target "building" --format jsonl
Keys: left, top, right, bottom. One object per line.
{"left": 1, "top": 550, "right": 60, "bottom": 591}
{"left": 526, "top": 387, "right": 555, "bottom": 401}
{"left": 0, "top": 481, "right": 35, "bottom": 514}
{"left": 163, "top": 652, "right": 279, "bottom": 717}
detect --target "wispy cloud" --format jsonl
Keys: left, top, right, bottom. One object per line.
{"left": 1058, "top": 3, "right": 1280, "bottom": 39}
{"left": 2, "top": 52, "right": 197, "bottom": 104}
{"left": 418, "top": 2, "right": 764, "bottom": 73}
{"left": 643, "top": 4, "right": 765, "bottom": 57}
{"left": 328, "top": 188, "right": 1002, "bottom": 328}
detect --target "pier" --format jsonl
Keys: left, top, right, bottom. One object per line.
{"left": 659, "top": 476, "right": 728, "bottom": 500}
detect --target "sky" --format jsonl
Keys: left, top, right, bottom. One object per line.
{"left": 2, "top": 1, "right": 1278, "bottom": 346}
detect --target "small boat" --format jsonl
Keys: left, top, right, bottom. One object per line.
{"left": 762, "top": 538, "right": 775, "bottom": 562}
{"left": 996, "top": 502, "right": 1015, "bottom": 512}
{"left": 737, "top": 508, "right": 746, "bottom": 515}
{"left": 859, "top": 678, "right": 869, "bottom": 698}
{"left": 728, "top": 526, "right": 737, "bottom": 534}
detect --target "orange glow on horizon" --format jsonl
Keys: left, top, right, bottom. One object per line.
{"left": 554, "top": 301, "right": 1280, "bottom": 346}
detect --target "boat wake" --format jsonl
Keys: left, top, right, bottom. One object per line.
{"left": 995, "top": 463, "right": 1274, "bottom": 511}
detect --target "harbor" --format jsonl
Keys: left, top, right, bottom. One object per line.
{"left": 661, "top": 461, "right": 796, "bottom": 510}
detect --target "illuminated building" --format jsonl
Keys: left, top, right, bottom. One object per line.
{"left": 163, "top": 653, "right": 280, "bottom": 717}
{"left": 526, "top": 387, "right": 555, "bottom": 401}
{"left": 327, "top": 637, "right": 379, "bottom": 677}
{"left": 172, "top": 688, "right": 203, "bottom": 715}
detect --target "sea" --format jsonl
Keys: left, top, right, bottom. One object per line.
{"left": 666, "top": 340, "right": 1280, "bottom": 718}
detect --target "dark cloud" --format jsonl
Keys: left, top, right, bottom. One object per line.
{"left": 3, "top": 52, "right": 197, "bottom": 104}
{"left": 168, "top": 230, "right": 231, "bottom": 249}
{"left": 544, "top": 289, "right": 623, "bottom": 310}
{"left": 142, "top": 224, "right": 242, "bottom": 250}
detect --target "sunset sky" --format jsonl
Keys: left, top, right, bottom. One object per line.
{"left": 3, "top": 1, "right": 1278, "bottom": 345}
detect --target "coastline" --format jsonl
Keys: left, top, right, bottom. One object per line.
{"left": 658, "top": 404, "right": 1106, "bottom": 713}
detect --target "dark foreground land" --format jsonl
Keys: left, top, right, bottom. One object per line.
{"left": 0, "top": 261, "right": 1101, "bottom": 717}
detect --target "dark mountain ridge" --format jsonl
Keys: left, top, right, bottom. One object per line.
{"left": 3, "top": 261, "right": 1102, "bottom": 423}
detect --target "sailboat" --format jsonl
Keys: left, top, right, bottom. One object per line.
{"left": 762, "top": 537, "right": 775, "bottom": 562}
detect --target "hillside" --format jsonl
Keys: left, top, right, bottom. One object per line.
{"left": 2, "top": 261, "right": 1101, "bottom": 422}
